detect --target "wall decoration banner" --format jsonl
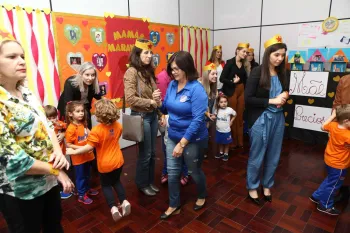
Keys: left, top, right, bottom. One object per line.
{"left": 289, "top": 71, "right": 329, "bottom": 98}
{"left": 0, "top": 5, "right": 60, "bottom": 106}
{"left": 181, "top": 26, "right": 210, "bottom": 76}
{"left": 293, "top": 105, "right": 332, "bottom": 132}
{"left": 52, "top": 12, "right": 110, "bottom": 98}
{"left": 105, "top": 16, "right": 149, "bottom": 98}
{"left": 298, "top": 20, "right": 350, "bottom": 48}
{"left": 148, "top": 23, "right": 180, "bottom": 75}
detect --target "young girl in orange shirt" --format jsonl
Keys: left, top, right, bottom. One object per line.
{"left": 65, "top": 101, "right": 98, "bottom": 205}
{"left": 67, "top": 99, "right": 130, "bottom": 222}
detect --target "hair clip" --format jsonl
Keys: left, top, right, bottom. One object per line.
{"left": 67, "top": 101, "right": 72, "bottom": 105}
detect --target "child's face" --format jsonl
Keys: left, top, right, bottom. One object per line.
{"left": 219, "top": 98, "right": 228, "bottom": 109}
{"left": 48, "top": 116, "right": 57, "bottom": 123}
{"left": 69, "top": 105, "right": 85, "bottom": 122}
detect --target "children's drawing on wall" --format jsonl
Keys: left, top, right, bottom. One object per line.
{"left": 99, "top": 82, "right": 108, "bottom": 96}
{"left": 70, "top": 57, "right": 81, "bottom": 65}
{"left": 95, "top": 31, "right": 102, "bottom": 43}
{"left": 307, "top": 48, "right": 328, "bottom": 72}
{"left": 153, "top": 54, "right": 160, "bottom": 67}
{"left": 328, "top": 48, "right": 350, "bottom": 73}
{"left": 288, "top": 51, "right": 307, "bottom": 71}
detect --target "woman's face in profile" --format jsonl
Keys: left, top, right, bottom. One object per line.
{"left": 0, "top": 41, "right": 26, "bottom": 82}
{"left": 171, "top": 61, "right": 186, "bottom": 81}
{"left": 81, "top": 68, "right": 96, "bottom": 86}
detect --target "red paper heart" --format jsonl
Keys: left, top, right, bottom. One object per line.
{"left": 84, "top": 44, "right": 90, "bottom": 51}
{"left": 92, "top": 53, "right": 108, "bottom": 71}
{"left": 160, "top": 28, "right": 164, "bottom": 32}
{"left": 82, "top": 20, "right": 88, "bottom": 27}
{"left": 56, "top": 17, "right": 63, "bottom": 24}
{"left": 161, "top": 46, "right": 165, "bottom": 52}
{"left": 174, "top": 29, "right": 178, "bottom": 33}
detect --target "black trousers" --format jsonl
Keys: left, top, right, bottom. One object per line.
{"left": 0, "top": 186, "right": 63, "bottom": 233}
{"left": 100, "top": 166, "right": 126, "bottom": 208}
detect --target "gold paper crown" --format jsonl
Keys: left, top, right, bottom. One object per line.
{"left": 203, "top": 63, "right": 216, "bottom": 71}
{"left": 264, "top": 34, "right": 283, "bottom": 49}
{"left": 248, "top": 48, "right": 254, "bottom": 53}
{"left": 0, "top": 28, "right": 15, "bottom": 43}
{"left": 167, "top": 52, "right": 174, "bottom": 60}
{"left": 237, "top": 43, "right": 249, "bottom": 48}
{"left": 135, "top": 39, "right": 153, "bottom": 50}
{"left": 213, "top": 45, "right": 222, "bottom": 50}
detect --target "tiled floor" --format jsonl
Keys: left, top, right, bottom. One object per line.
{"left": 1, "top": 137, "right": 349, "bottom": 233}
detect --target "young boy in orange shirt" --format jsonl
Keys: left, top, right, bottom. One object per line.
{"left": 67, "top": 99, "right": 130, "bottom": 222}
{"left": 310, "top": 104, "right": 350, "bottom": 215}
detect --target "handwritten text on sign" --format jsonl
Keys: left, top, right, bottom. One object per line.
{"left": 289, "top": 71, "right": 328, "bottom": 98}
{"left": 293, "top": 104, "right": 332, "bottom": 132}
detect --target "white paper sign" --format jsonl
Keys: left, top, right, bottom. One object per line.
{"left": 293, "top": 104, "right": 332, "bottom": 132}
{"left": 289, "top": 71, "right": 328, "bottom": 98}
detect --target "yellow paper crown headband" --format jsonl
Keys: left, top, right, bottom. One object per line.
{"left": 237, "top": 42, "right": 249, "bottom": 48}
{"left": 264, "top": 34, "right": 283, "bottom": 49}
{"left": 203, "top": 63, "right": 216, "bottom": 71}
{"left": 167, "top": 52, "right": 174, "bottom": 61}
{"left": 248, "top": 48, "right": 254, "bottom": 53}
{"left": 0, "top": 28, "right": 15, "bottom": 44}
{"left": 213, "top": 45, "right": 222, "bottom": 51}
{"left": 135, "top": 39, "right": 153, "bottom": 50}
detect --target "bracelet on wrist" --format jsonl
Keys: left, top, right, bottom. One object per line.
{"left": 49, "top": 164, "right": 60, "bottom": 176}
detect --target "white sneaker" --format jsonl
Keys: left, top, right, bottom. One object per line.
{"left": 121, "top": 200, "right": 131, "bottom": 216}
{"left": 111, "top": 206, "right": 122, "bottom": 222}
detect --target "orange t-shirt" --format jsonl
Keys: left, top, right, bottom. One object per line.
{"left": 87, "top": 121, "right": 124, "bottom": 173}
{"left": 324, "top": 122, "right": 350, "bottom": 169}
{"left": 54, "top": 120, "right": 67, "bottom": 152}
{"left": 65, "top": 123, "right": 95, "bottom": 166}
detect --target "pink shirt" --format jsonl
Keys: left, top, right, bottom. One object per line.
{"left": 157, "top": 70, "right": 171, "bottom": 99}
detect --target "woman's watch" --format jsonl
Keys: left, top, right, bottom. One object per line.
{"left": 179, "top": 142, "right": 186, "bottom": 148}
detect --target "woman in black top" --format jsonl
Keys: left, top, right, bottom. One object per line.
{"left": 245, "top": 35, "right": 289, "bottom": 205}
{"left": 57, "top": 62, "right": 101, "bottom": 129}
{"left": 220, "top": 43, "right": 249, "bottom": 149}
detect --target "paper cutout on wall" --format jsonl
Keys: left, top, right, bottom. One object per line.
{"left": 289, "top": 71, "right": 328, "bottom": 98}
{"left": 288, "top": 51, "right": 307, "bottom": 64}
{"left": 153, "top": 53, "right": 160, "bottom": 67}
{"left": 92, "top": 53, "right": 107, "bottom": 71}
{"left": 0, "top": 6, "right": 60, "bottom": 106}
{"left": 90, "top": 27, "right": 105, "bottom": 46}
{"left": 150, "top": 31, "right": 160, "bottom": 46}
{"left": 166, "top": 32, "right": 175, "bottom": 45}
{"left": 64, "top": 24, "right": 82, "bottom": 45}
{"left": 328, "top": 48, "right": 350, "bottom": 62}
{"left": 307, "top": 49, "right": 328, "bottom": 62}
{"left": 149, "top": 23, "right": 180, "bottom": 75}
{"left": 66, "top": 52, "right": 84, "bottom": 71}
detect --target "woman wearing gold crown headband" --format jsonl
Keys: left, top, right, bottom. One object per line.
{"left": 0, "top": 29, "right": 74, "bottom": 232}
{"left": 245, "top": 35, "right": 289, "bottom": 205}
{"left": 124, "top": 38, "right": 161, "bottom": 196}
{"left": 220, "top": 42, "right": 249, "bottom": 150}
{"left": 206, "top": 45, "right": 225, "bottom": 92}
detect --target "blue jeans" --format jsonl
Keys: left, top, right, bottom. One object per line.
{"left": 132, "top": 110, "right": 158, "bottom": 189}
{"left": 247, "top": 111, "right": 284, "bottom": 190}
{"left": 166, "top": 138, "right": 207, "bottom": 207}
{"left": 312, "top": 165, "right": 347, "bottom": 209}
{"left": 74, "top": 162, "right": 91, "bottom": 196}
{"left": 161, "top": 133, "right": 188, "bottom": 176}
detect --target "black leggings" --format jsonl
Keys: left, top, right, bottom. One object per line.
{"left": 100, "top": 166, "right": 126, "bottom": 208}
{"left": 0, "top": 186, "right": 63, "bottom": 233}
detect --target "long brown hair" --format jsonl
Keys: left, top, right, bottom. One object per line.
{"left": 209, "top": 48, "right": 222, "bottom": 64}
{"left": 260, "top": 43, "right": 287, "bottom": 89}
{"left": 65, "top": 101, "right": 87, "bottom": 126}
{"left": 128, "top": 38, "right": 156, "bottom": 83}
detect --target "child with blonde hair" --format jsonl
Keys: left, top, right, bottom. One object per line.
{"left": 67, "top": 99, "right": 130, "bottom": 221}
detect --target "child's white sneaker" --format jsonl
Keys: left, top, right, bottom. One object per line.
{"left": 111, "top": 206, "right": 122, "bottom": 221}
{"left": 121, "top": 200, "right": 131, "bottom": 216}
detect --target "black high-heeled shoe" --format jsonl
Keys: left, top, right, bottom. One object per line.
{"left": 193, "top": 199, "right": 206, "bottom": 211}
{"left": 262, "top": 187, "right": 272, "bottom": 202}
{"left": 247, "top": 192, "right": 260, "bottom": 205}
{"left": 160, "top": 206, "right": 181, "bottom": 220}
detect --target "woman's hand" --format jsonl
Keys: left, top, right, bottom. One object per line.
{"left": 172, "top": 143, "right": 184, "bottom": 157}
{"left": 57, "top": 132, "right": 65, "bottom": 144}
{"left": 152, "top": 89, "right": 162, "bottom": 101}
{"left": 49, "top": 151, "right": 70, "bottom": 170}
{"left": 233, "top": 75, "right": 240, "bottom": 83}
{"left": 57, "top": 171, "right": 74, "bottom": 193}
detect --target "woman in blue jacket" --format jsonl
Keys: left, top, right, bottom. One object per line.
{"left": 154, "top": 51, "right": 208, "bottom": 219}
